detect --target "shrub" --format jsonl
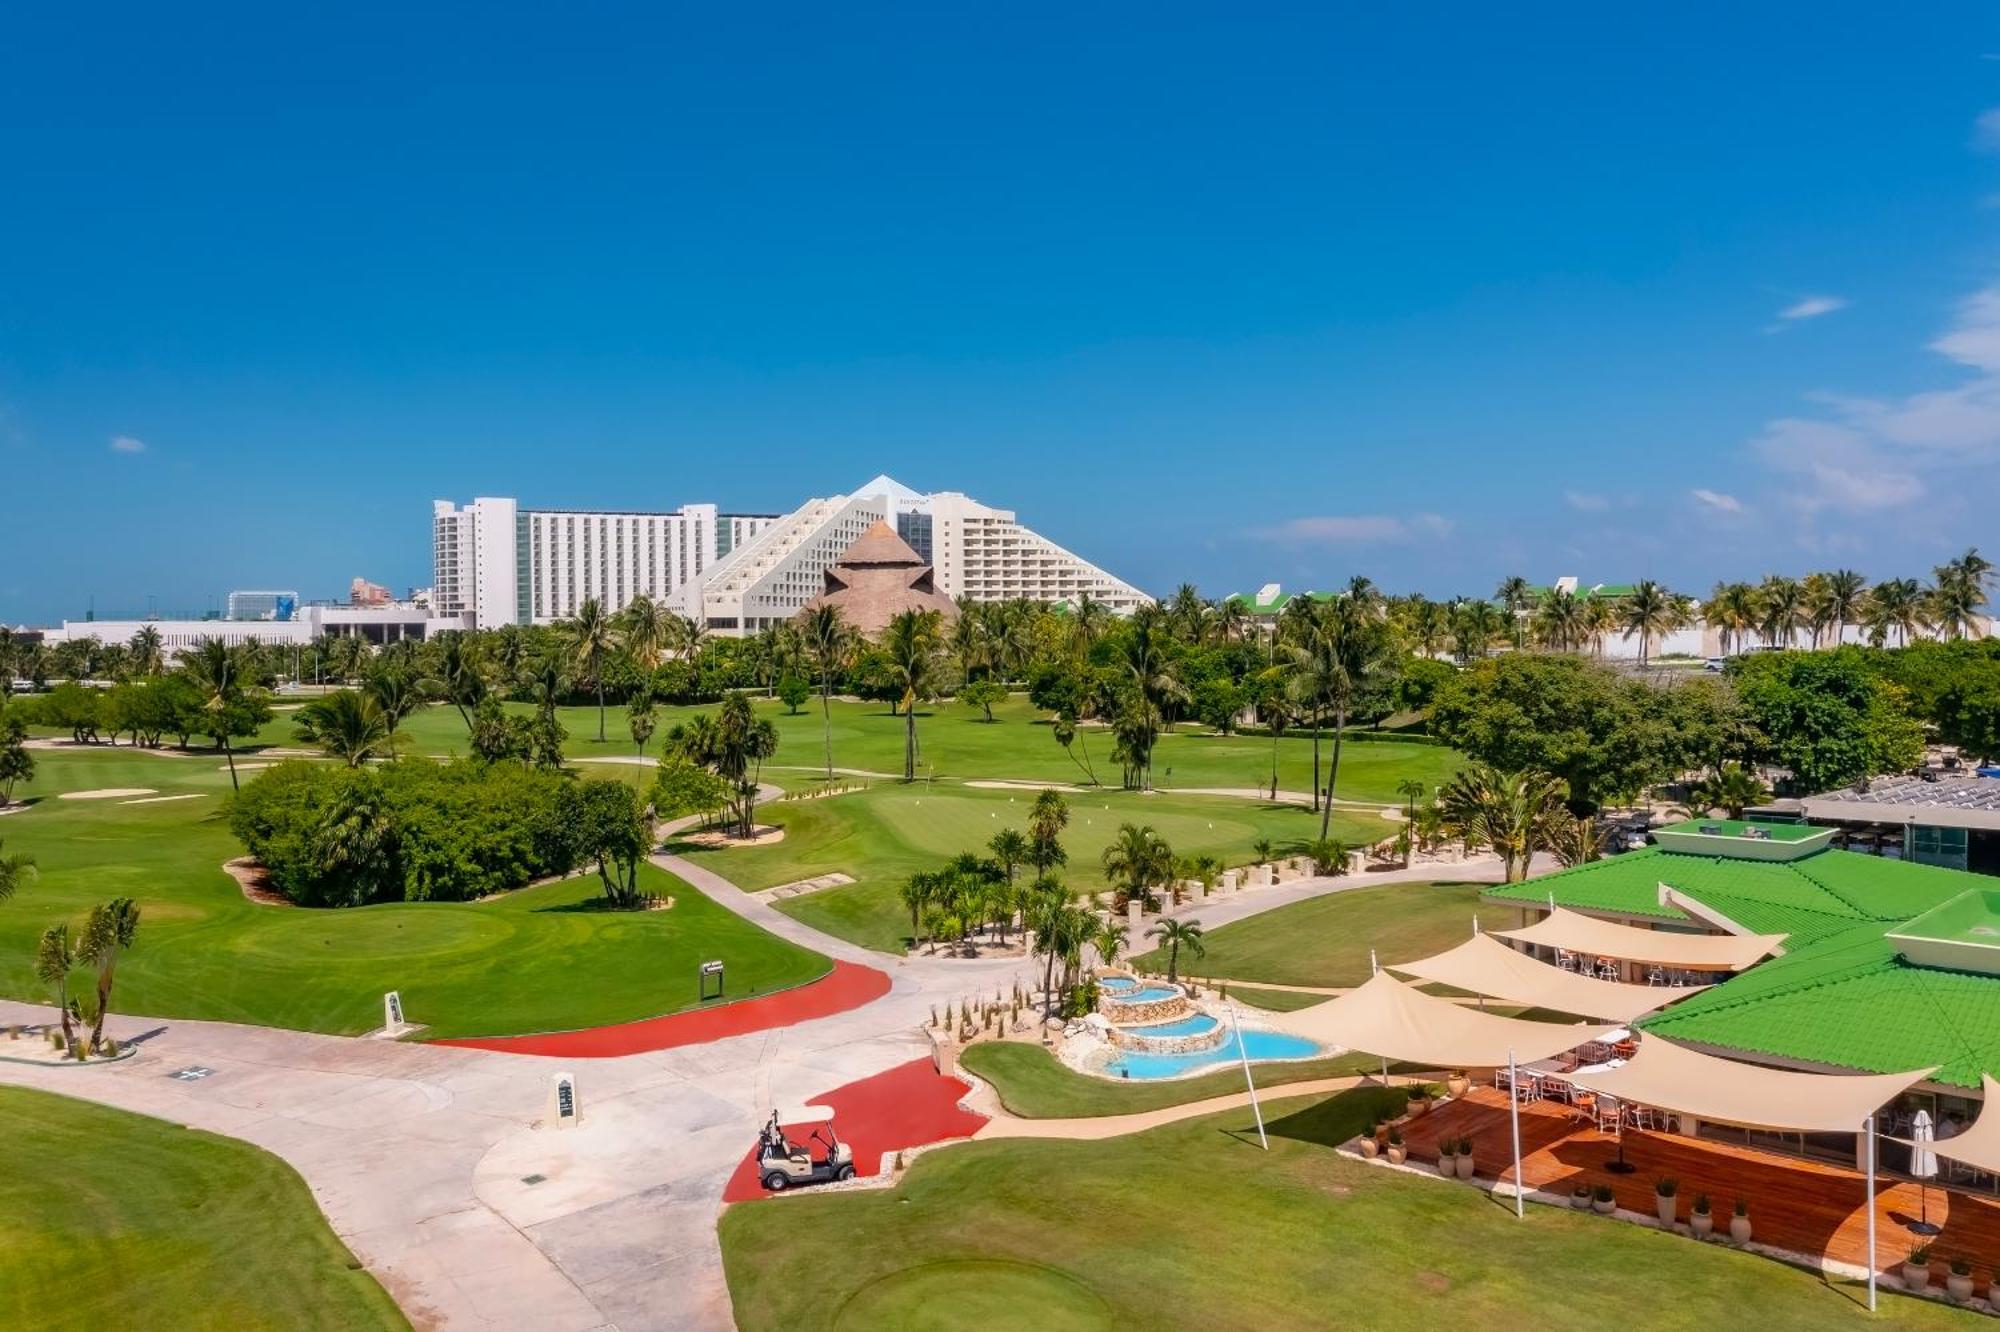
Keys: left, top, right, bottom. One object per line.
{"left": 1593, "top": 1183, "right": 1614, "bottom": 1204}
{"left": 1950, "top": 1256, "right": 1972, "bottom": 1277}
{"left": 1733, "top": 1196, "right": 1749, "bottom": 1218}
{"left": 1692, "top": 1193, "right": 1712, "bottom": 1215}
{"left": 1655, "top": 1176, "right": 1678, "bottom": 1197}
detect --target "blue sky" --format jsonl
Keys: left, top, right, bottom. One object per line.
{"left": 4, "top": 4, "right": 2000, "bottom": 621}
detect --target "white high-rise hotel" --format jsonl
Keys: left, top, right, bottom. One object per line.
{"left": 431, "top": 476, "right": 1149, "bottom": 632}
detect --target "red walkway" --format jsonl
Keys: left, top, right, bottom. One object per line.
{"left": 722, "top": 1057, "right": 989, "bottom": 1202}
{"left": 433, "top": 960, "right": 890, "bottom": 1058}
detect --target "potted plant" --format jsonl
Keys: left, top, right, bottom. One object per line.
{"left": 1385, "top": 1128, "right": 1406, "bottom": 1166}
{"left": 1904, "top": 1242, "right": 1933, "bottom": 1292}
{"left": 1436, "top": 1137, "right": 1458, "bottom": 1176}
{"left": 1445, "top": 1069, "right": 1471, "bottom": 1098}
{"left": 1592, "top": 1183, "right": 1616, "bottom": 1215}
{"left": 1405, "top": 1084, "right": 1430, "bottom": 1117}
{"left": 1356, "top": 1132, "right": 1380, "bottom": 1159}
{"left": 1653, "top": 1176, "right": 1679, "bottom": 1227}
{"left": 1570, "top": 1184, "right": 1593, "bottom": 1211}
{"left": 1454, "top": 1135, "right": 1476, "bottom": 1180}
{"left": 1690, "top": 1194, "right": 1714, "bottom": 1237}
{"left": 1728, "top": 1196, "right": 1752, "bottom": 1245}
{"left": 1949, "top": 1256, "right": 1975, "bottom": 1302}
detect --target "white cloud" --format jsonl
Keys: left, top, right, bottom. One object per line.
{"left": 1977, "top": 107, "right": 2000, "bottom": 152}
{"left": 1776, "top": 295, "right": 1847, "bottom": 322}
{"left": 1256, "top": 512, "right": 1452, "bottom": 544}
{"left": 1690, "top": 488, "right": 1744, "bottom": 514}
{"left": 109, "top": 434, "right": 146, "bottom": 454}
{"left": 1563, "top": 490, "right": 1610, "bottom": 512}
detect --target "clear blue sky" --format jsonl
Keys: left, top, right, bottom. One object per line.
{"left": 4, "top": 4, "right": 1999, "bottom": 621}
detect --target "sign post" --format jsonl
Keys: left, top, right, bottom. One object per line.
{"left": 383, "top": 991, "right": 407, "bottom": 1036}
{"left": 549, "top": 1072, "right": 579, "bottom": 1128}
{"left": 700, "top": 959, "right": 725, "bottom": 1003}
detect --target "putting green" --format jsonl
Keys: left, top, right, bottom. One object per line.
{"left": 833, "top": 1259, "right": 1112, "bottom": 1331}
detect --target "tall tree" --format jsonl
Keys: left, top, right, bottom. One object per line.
{"left": 800, "top": 603, "right": 856, "bottom": 782}
{"left": 1495, "top": 576, "right": 1533, "bottom": 650}
{"left": 78, "top": 897, "right": 141, "bottom": 1051}
{"left": 293, "top": 690, "right": 396, "bottom": 767}
{"left": 1620, "top": 580, "right": 1685, "bottom": 668}
{"left": 34, "top": 923, "right": 77, "bottom": 1050}
{"left": 1146, "top": 918, "right": 1206, "bottom": 984}
{"left": 1756, "top": 575, "right": 1805, "bottom": 649}
{"left": 1438, "top": 763, "right": 1569, "bottom": 883}
{"left": 183, "top": 638, "right": 246, "bottom": 791}
{"left": 882, "top": 609, "right": 944, "bottom": 781}
{"left": 562, "top": 597, "right": 622, "bottom": 742}
{"left": 129, "top": 625, "right": 165, "bottom": 677}
{"left": 0, "top": 837, "right": 34, "bottom": 903}
{"left": 1863, "top": 578, "right": 1929, "bottom": 647}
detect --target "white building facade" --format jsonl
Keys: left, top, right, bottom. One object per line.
{"left": 431, "top": 498, "right": 779, "bottom": 629}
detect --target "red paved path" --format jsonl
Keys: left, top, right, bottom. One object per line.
{"left": 433, "top": 960, "right": 890, "bottom": 1058}
{"left": 722, "top": 1057, "right": 988, "bottom": 1202}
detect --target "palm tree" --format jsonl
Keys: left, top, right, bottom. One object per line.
{"left": 1863, "top": 578, "right": 1929, "bottom": 647}
{"left": 1756, "top": 575, "right": 1805, "bottom": 649}
{"left": 1027, "top": 788, "right": 1070, "bottom": 877}
{"left": 183, "top": 638, "right": 245, "bottom": 790}
{"left": 1932, "top": 549, "right": 1994, "bottom": 640}
{"left": 1146, "top": 918, "right": 1206, "bottom": 985}
{"left": 561, "top": 597, "right": 621, "bottom": 743}
{"left": 294, "top": 690, "right": 395, "bottom": 766}
{"left": 79, "top": 897, "right": 140, "bottom": 1051}
{"left": 1165, "top": 583, "right": 1209, "bottom": 644}
{"left": 431, "top": 632, "right": 488, "bottom": 734}
{"left": 129, "top": 625, "right": 165, "bottom": 677}
{"left": 1395, "top": 777, "right": 1428, "bottom": 867}
{"left": 35, "top": 923, "right": 77, "bottom": 1050}
{"left": 0, "top": 838, "right": 34, "bottom": 903}
{"left": 1580, "top": 596, "right": 1618, "bottom": 658}
{"left": 1532, "top": 588, "right": 1587, "bottom": 652}
{"left": 364, "top": 666, "right": 429, "bottom": 758}
{"left": 800, "top": 604, "right": 856, "bottom": 782}
{"left": 1093, "top": 921, "right": 1128, "bottom": 969}
{"left": 1287, "top": 596, "right": 1393, "bottom": 840}
{"left": 1495, "top": 576, "right": 1533, "bottom": 650}
{"left": 882, "top": 609, "right": 944, "bottom": 781}
{"left": 1702, "top": 582, "right": 1759, "bottom": 658}
{"left": 1101, "top": 822, "right": 1173, "bottom": 911}
{"left": 1819, "top": 569, "right": 1869, "bottom": 647}
{"left": 1620, "top": 580, "right": 1684, "bottom": 669}
{"left": 1437, "top": 763, "right": 1569, "bottom": 883}
{"left": 1688, "top": 764, "right": 1771, "bottom": 819}
{"left": 989, "top": 828, "right": 1029, "bottom": 884}
{"left": 619, "top": 594, "right": 676, "bottom": 673}
{"left": 1451, "top": 598, "right": 1504, "bottom": 662}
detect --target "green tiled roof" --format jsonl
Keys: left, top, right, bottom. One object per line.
{"left": 1490, "top": 846, "right": 2000, "bottom": 1087}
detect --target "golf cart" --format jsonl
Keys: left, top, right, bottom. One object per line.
{"left": 757, "top": 1105, "right": 855, "bottom": 1191}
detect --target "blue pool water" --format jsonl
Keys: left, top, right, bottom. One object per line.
{"left": 1102, "top": 1029, "right": 1322, "bottom": 1080}
{"left": 1100, "top": 976, "right": 1140, "bottom": 990}
{"left": 1125, "top": 1013, "right": 1221, "bottom": 1039}
{"left": 1103, "top": 984, "right": 1180, "bottom": 1004}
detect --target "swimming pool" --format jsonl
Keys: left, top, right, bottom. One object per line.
{"left": 1100, "top": 983, "right": 1180, "bottom": 1004}
{"left": 1124, "top": 1013, "right": 1221, "bottom": 1040}
{"left": 1101, "top": 1028, "right": 1322, "bottom": 1080}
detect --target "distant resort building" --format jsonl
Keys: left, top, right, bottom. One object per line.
{"left": 432, "top": 476, "right": 1149, "bottom": 634}
{"left": 798, "top": 520, "right": 959, "bottom": 637}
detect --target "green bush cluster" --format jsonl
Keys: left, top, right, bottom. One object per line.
{"left": 227, "top": 759, "right": 603, "bottom": 906}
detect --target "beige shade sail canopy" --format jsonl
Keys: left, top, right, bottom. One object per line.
{"left": 1569, "top": 1036, "right": 1933, "bottom": 1134}
{"left": 1495, "top": 908, "right": 1784, "bottom": 972}
{"left": 1388, "top": 932, "right": 1709, "bottom": 1023}
{"left": 1267, "top": 972, "right": 1618, "bottom": 1069}
{"left": 1893, "top": 1075, "right": 2000, "bottom": 1174}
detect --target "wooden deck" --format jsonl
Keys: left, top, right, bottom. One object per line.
{"left": 1399, "top": 1087, "right": 2000, "bottom": 1292}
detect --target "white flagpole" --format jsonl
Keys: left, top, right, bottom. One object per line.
{"left": 1229, "top": 1003, "right": 1267, "bottom": 1151}
{"left": 1865, "top": 1113, "right": 1878, "bottom": 1312}
{"left": 1508, "top": 1047, "right": 1524, "bottom": 1219}
{"left": 1370, "top": 949, "right": 1390, "bottom": 1083}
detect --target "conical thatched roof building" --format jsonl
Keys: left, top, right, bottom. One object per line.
{"left": 798, "top": 520, "right": 959, "bottom": 637}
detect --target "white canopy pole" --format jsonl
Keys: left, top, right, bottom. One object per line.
{"left": 1229, "top": 1003, "right": 1268, "bottom": 1151}
{"left": 1508, "top": 1047, "right": 1524, "bottom": 1219}
{"left": 1370, "top": 948, "right": 1389, "bottom": 1083}
{"left": 1865, "top": 1113, "right": 1878, "bottom": 1313}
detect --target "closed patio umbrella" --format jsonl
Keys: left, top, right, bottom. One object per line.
{"left": 1909, "top": 1109, "right": 1941, "bottom": 1236}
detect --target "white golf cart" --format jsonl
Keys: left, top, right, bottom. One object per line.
{"left": 756, "top": 1105, "right": 856, "bottom": 1191}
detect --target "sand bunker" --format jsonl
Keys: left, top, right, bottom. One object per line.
{"left": 59, "top": 788, "right": 158, "bottom": 801}
{"left": 681, "top": 825, "right": 786, "bottom": 849}
{"left": 223, "top": 857, "right": 292, "bottom": 907}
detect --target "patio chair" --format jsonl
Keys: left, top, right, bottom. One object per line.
{"left": 1645, "top": 966, "right": 1666, "bottom": 987}
{"left": 1622, "top": 1103, "right": 1659, "bottom": 1132}
{"left": 1594, "top": 1095, "right": 1622, "bottom": 1133}
{"left": 1555, "top": 949, "right": 1578, "bottom": 973}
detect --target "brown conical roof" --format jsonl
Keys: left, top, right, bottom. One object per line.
{"left": 835, "top": 520, "right": 926, "bottom": 568}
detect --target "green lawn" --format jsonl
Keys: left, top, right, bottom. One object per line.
{"left": 237, "top": 692, "right": 1460, "bottom": 802}
{"left": 675, "top": 783, "right": 1387, "bottom": 954}
{"left": 1131, "top": 880, "right": 1488, "bottom": 987}
{"left": 720, "top": 1086, "right": 1975, "bottom": 1331}
{"left": 959, "top": 1039, "right": 1384, "bottom": 1118}
{"left": 0, "top": 1086, "right": 406, "bottom": 1330}
{"left": 0, "top": 748, "right": 828, "bottom": 1037}
{"left": 1224, "top": 982, "right": 1333, "bottom": 1012}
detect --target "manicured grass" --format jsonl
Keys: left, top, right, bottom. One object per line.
{"left": 959, "top": 1039, "right": 1380, "bottom": 1118}
{"left": 720, "top": 1086, "right": 1974, "bottom": 1331}
{"left": 0, "top": 748, "right": 828, "bottom": 1037}
{"left": 675, "top": 783, "right": 1387, "bottom": 954}
{"left": 0, "top": 1086, "right": 406, "bottom": 1330}
{"left": 1223, "top": 983, "right": 1332, "bottom": 1012}
{"left": 1132, "top": 880, "right": 1487, "bottom": 987}
{"left": 241, "top": 692, "right": 1460, "bottom": 803}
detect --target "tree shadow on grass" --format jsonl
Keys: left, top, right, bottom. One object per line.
{"left": 531, "top": 896, "right": 652, "bottom": 914}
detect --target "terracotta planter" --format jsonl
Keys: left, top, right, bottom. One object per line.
{"left": 1436, "top": 1154, "right": 1457, "bottom": 1177}
{"left": 1592, "top": 1197, "right": 1616, "bottom": 1215}
{"left": 1729, "top": 1216, "right": 1752, "bottom": 1245}
{"left": 1690, "top": 1212, "right": 1714, "bottom": 1237}
{"left": 1446, "top": 1074, "right": 1470, "bottom": 1098}
{"left": 1654, "top": 1195, "right": 1677, "bottom": 1226}
{"left": 1386, "top": 1145, "right": 1406, "bottom": 1165}
{"left": 1356, "top": 1137, "right": 1379, "bottom": 1159}
{"left": 1405, "top": 1097, "right": 1430, "bottom": 1117}
{"left": 1903, "top": 1262, "right": 1930, "bottom": 1292}
{"left": 1948, "top": 1273, "right": 1975, "bottom": 1302}
{"left": 1454, "top": 1154, "right": 1476, "bottom": 1181}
